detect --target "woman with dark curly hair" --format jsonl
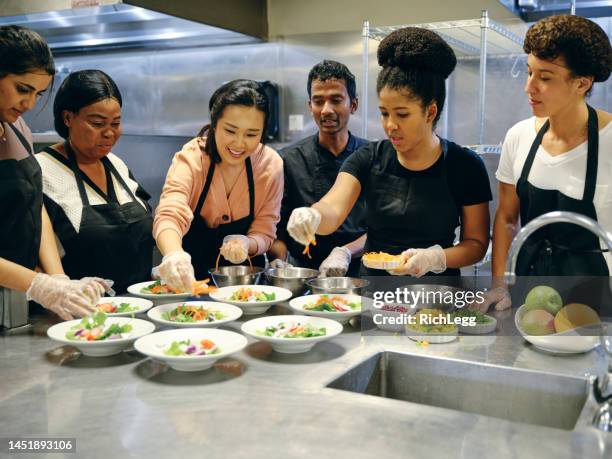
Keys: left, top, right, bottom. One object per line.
{"left": 478, "top": 15, "right": 612, "bottom": 311}
{"left": 287, "top": 27, "right": 492, "bottom": 277}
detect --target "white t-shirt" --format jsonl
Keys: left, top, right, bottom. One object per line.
{"left": 496, "top": 117, "right": 612, "bottom": 272}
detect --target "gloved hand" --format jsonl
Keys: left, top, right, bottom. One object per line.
{"left": 26, "top": 273, "right": 104, "bottom": 321}
{"left": 220, "top": 235, "right": 249, "bottom": 264}
{"left": 469, "top": 286, "right": 512, "bottom": 312}
{"left": 319, "top": 246, "right": 352, "bottom": 278}
{"left": 158, "top": 250, "right": 195, "bottom": 292}
{"left": 388, "top": 245, "right": 446, "bottom": 277}
{"left": 287, "top": 207, "right": 321, "bottom": 246}
{"left": 269, "top": 258, "right": 293, "bottom": 269}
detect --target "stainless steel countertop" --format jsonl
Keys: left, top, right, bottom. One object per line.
{"left": 1, "top": 304, "right": 611, "bottom": 459}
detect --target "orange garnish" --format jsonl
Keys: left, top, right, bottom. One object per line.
{"left": 192, "top": 278, "right": 218, "bottom": 296}
{"left": 302, "top": 238, "right": 317, "bottom": 259}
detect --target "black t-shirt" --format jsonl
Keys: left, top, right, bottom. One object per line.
{"left": 340, "top": 138, "right": 492, "bottom": 211}
{"left": 278, "top": 132, "right": 368, "bottom": 268}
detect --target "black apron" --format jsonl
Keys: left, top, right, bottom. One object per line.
{"left": 360, "top": 139, "right": 460, "bottom": 276}
{"left": 0, "top": 123, "right": 42, "bottom": 269}
{"left": 48, "top": 143, "right": 153, "bottom": 293}
{"left": 183, "top": 157, "right": 265, "bottom": 280}
{"left": 515, "top": 105, "right": 609, "bottom": 276}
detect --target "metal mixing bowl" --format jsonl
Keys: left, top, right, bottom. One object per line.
{"left": 209, "top": 266, "right": 264, "bottom": 287}
{"left": 265, "top": 267, "right": 319, "bottom": 297}
{"left": 305, "top": 277, "right": 370, "bottom": 295}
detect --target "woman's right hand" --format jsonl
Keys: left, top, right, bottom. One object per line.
{"left": 26, "top": 273, "right": 107, "bottom": 320}
{"left": 287, "top": 207, "right": 321, "bottom": 246}
{"left": 157, "top": 250, "right": 195, "bottom": 292}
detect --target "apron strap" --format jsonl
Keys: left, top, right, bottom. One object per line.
{"left": 7, "top": 123, "right": 34, "bottom": 156}
{"left": 583, "top": 105, "right": 599, "bottom": 203}
{"left": 519, "top": 118, "right": 549, "bottom": 183}
{"left": 101, "top": 156, "right": 140, "bottom": 204}
{"left": 245, "top": 157, "right": 255, "bottom": 223}
{"left": 63, "top": 142, "right": 115, "bottom": 207}
{"left": 194, "top": 158, "right": 216, "bottom": 215}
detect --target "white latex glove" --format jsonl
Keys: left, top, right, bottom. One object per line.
{"left": 287, "top": 207, "right": 321, "bottom": 246}
{"left": 388, "top": 245, "right": 446, "bottom": 277}
{"left": 26, "top": 273, "right": 102, "bottom": 321}
{"left": 319, "top": 246, "right": 351, "bottom": 278}
{"left": 158, "top": 250, "right": 195, "bottom": 292}
{"left": 269, "top": 258, "right": 293, "bottom": 269}
{"left": 220, "top": 235, "right": 249, "bottom": 264}
{"left": 469, "top": 287, "right": 512, "bottom": 313}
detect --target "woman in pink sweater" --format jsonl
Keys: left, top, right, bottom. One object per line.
{"left": 154, "top": 80, "right": 283, "bottom": 290}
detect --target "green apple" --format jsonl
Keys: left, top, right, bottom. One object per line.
{"left": 524, "top": 285, "right": 563, "bottom": 315}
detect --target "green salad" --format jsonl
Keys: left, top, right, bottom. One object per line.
{"left": 163, "top": 338, "right": 220, "bottom": 356}
{"left": 450, "top": 308, "right": 492, "bottom": 324}
{"left": 229, "top": 287, "right": 276, "bottom": 302}
{"left": 257, "top": 322, "right": 327, "bottom": 339}
{"left": 65, "top": 311, "right": 132, "bottom": 341}
{"left": 304, "top": 295, "right": 360, "bottom": 312}
{"left": 161, "top": 304, "right": 225, "bottom": 323}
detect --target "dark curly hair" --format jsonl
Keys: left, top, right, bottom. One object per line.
{"left": 198, "top": 79, "right": 269, "bottom": 163}
{"left": 53, "top": 70, "right": 122, "bottom": 139}
{"left": 307, "top": 60, "right": 357, "bottom": 102}
{"left": 524, "top": 15, "right": 611, "bottom": 85}
{"left": 376, "top": 27, "right": 456, "bottom": 126}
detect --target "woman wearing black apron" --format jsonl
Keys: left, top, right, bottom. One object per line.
{"left": 481, "top": 15, "right": 612, "bottom": 312}
{"left": 0, "top": 26, "right": 109, "bottom": 323}
{"left": 36, "top": 70, "right": 153, "bottom": 294}
{"left": 287, "top": 28, "right": 492, "bottom": 277}
{"left": 154, "top": 80, "right": 283, "bottom": 291}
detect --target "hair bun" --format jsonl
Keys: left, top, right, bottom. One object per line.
{"left": 377, "top": 27, "right": 457, "bottom": 79}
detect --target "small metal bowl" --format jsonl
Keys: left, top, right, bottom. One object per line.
{"left": 305, "top": 277, "right": 370, "bottom": 295}
{"left": 209, "top": 266, "right": 264, "bottom": 287}
{"left": 265, "top": 267, "right": 319, "bottom": 297}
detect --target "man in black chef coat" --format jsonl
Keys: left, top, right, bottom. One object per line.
{"left": 268, "top": 60, "right": 368, "bottom": 276}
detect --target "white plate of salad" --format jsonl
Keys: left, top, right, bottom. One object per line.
{"left": 127, "top": 280, "right": 195, "bottom": 301}
{"left": 450, "top": 308, "right": 497, "bottom": 335}
{"left": 241, "top": 315, "right": 343, "bottom": 354}
{"left": 289, "top": 294, "right": 362, "bottom": 324}
{"left": 134, "top": 328, "right": 248, "bottom": 372}
{"left": 209, "top": 285, "right": 293, "bottom": 315}
{"left": 96, "top": 296, "right": 153, "bottom": 316}
{"left": 147, "top": 301, "right": 242, "bottom": 328}
{"left": 47, "top": 312, "right": 155, "bottom": 357}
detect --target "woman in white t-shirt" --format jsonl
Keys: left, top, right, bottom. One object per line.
{"left": 479, "top": 15, "right": 612, "bottom": 312}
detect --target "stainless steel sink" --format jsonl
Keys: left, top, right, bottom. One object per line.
{"left": 327, "top": 351, "right": 589, "bottom": 431}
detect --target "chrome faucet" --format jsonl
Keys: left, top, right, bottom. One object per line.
{"left": 504, "top": 211, "right": 612, "bottom": 291}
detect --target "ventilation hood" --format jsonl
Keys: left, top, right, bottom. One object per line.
{"left": 0, "top": 0, "right": 266, "bottom": 54}
{"left": 498, "top": 0, "right": 612, "bottom": 20}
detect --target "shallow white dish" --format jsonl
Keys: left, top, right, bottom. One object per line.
{"left": 147, "top": 301, "right": 242, "bottom": 328}
{"left": 361, "top": 257, "right": 401, "bottom": 270}
{"left": 289, "top": 294, "right": 362, "bottom": 324}
{"left": 47, "top": 317, "right": 155, "bottom": 357}
{"left": 241, "top": 315, "right": 343, "bottom": 354}
{"left": 370, "top": 304, "right": 413, "bottom": 332}
{"left": 95, "top": 296, "right": 153, "bottom": 316}
{"left": 127, "top": 281, "right": 194, "bottom": 302}
{"left": 209, "top": 285, "right": 292, "bottom": 315}
{"left": 514, "top": 304, "right": 599, "bottom": 354}
{"left": 134, "top": 328, "right": 247, "bottom": 372}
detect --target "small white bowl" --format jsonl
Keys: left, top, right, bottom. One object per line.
{"left": 241, "top": 315, "right": 343, "bottom": 354}
{"left": 209, "top": 285, "right": 293, "bottom": 315}
{"left": 514, "top": 304, "right": 599, "bottom": 354}
{"left": 455, "top": 314, "right": 497, "bottom": 335}
{"left": 370, "top": 304, "right": 414, "bottom": 332}
{"left": 147, "top": 301, "right": 242, "bottom": 328}
{"left": 127, "top": 281, "right": 194, "bottom": 302}
{"left": 47, "top": 317, "right": 155, "bottom": 357}
{"left": 95, "top": 297, "right": 153, "bottom": 316}
{"left": 289, "top": 294, "right": 362, "bottom": 324}
{"left": 134, "top": 328, "right": 247, "bottom": 372}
